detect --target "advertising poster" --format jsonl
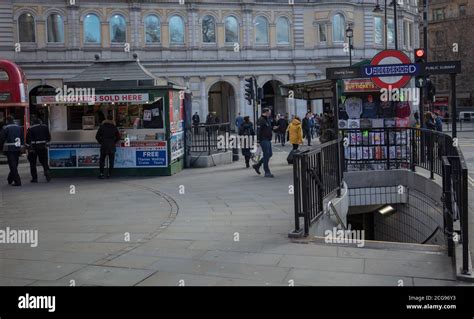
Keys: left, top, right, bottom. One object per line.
{"left": 171, "top": 131, "right": 185, "bottom": 160}
{"left": 169, "top": 91, "right": 184, "bottom": 133}
{"left": 50, "top": 141, "right": 167, "bottom": 169}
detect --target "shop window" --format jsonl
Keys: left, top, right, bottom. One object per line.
{"left": 84, "top": 14, "right": 101, "bottom": 44}
{"left": 202, "top": 15, "right": 216, "bottom": 43}
{"left": 47, "top": 14, "right": 64, "bottom": 43}
{"left": 225, "top": 16, "right": 239, "bottom": 43}
{"left": 145, "top": 15, "right": 161, "bottom": 44}
{"left": 276, "top": 17, "right": 290, "bottom": 44}
{"left": 18, "top": 13, "right": 36, "bottom": 43}
{"left": 110, "top": 14, "right": 126, "bottom": 43}
{"left": 169, "top": 15, "right": 185, "bottom": 44}
{"left": 332, "top": 13, "right": 345, "bottom": 42}
{"left": 255, "top": 16, "right": 269, "bottom": 44}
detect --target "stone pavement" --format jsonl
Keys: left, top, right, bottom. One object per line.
{"left": 0, "top": 142, "right": 472, "bottom": 286}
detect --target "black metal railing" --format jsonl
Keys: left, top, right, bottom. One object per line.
{"left": 290, "top": 138, "right": 344, "bottom": 237}
{"left": 190, "top": 123, "right": 231, "bottom": 155}
{"left": 340, "top": 127, "right": 470, "bottom": 275}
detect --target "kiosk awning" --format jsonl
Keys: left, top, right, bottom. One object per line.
{"left": 280, "top": 79, "right": 335, "bottom": 100}
{"left": 64, "top": 60, "right": 163, "bottom": 89}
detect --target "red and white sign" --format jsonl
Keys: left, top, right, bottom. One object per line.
{"left": 370, "top": 50, "right": 412, "bottom": 90}
{"left": 36, "top": 93, "right": 149, "bottom": 104}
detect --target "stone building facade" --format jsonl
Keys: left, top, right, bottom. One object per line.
{"left": 0, "top": 0, "right": 419, "bottom": 127}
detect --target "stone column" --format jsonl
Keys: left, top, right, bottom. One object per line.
{"left": 200, "top": 76, "right": 208, "bottom": 118}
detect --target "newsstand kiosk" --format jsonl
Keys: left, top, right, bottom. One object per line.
{"left": 34, "top": 60, "right": 186, "bottom": 177}
{"left": 0, "top": 60, "right": 29, "bottom": 136}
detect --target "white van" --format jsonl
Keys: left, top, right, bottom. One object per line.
{"left": 459, "top": 112, "right": 474, "bottom": 121}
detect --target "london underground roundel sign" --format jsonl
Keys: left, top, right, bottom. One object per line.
{"left": 368, "top": 50, "right": 412, "bottom": 90}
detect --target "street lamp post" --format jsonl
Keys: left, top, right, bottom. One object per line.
{"left": 346, "top": 25, "right": 353, "bottom": 66}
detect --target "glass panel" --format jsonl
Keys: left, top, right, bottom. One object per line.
{"left": 110, "top": 14, "right": 126, "bottom": 43}
{"left": 145, "top": 15, "right": 160, "bottom": 43}
{"left": 387, "top": 18, "right": 395, "bottom": 44}
{"left": 202, "top": 15, "right": 216, "bottom": 43}
{"left": 332, "top": 14, "right": 345, "bottom": 42}
{"left": 225, "top": 16, "right": 238, "bottom": 43}
{"left": 319, "top": 24, "right": 327, "bottom": 42}
{"left": 47, "top": 14, "right": 64, "bottom": 43}
{"left": 276, "top": 17, "right": 289, "bottom": 44}
{"left": 255, "top": 16, "right": 268, "bottom": 43}
{"left": 374, "top": 16, "right": 383, "bottom": 45}
{"left": 169, "top": 15, "right": 184, "bottom": 44}
{"left": 84, "top": 14, "right": 100, "bottom": 43}
{"left": 19, "top": 13, "right": 35, "bottom": 42}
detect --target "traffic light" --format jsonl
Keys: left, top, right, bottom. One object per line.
{"left": 414, "top": 48, "right": 426, "bottom": 64}
{"left": 244, "top": 77, "right": 254, "bottom": 105}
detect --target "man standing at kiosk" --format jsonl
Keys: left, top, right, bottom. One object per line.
{"left": 0, "top": 116, "right": 22, "bottom": 186}
{"left": 26, "top": 118, "right": 51, "bottom": 183}
{"left": 96, "top": 114, "right": 121, "bottom": 179}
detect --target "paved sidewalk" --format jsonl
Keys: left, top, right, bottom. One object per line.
{"left": 0, "top": 145, "right": 471, "bottom": 286}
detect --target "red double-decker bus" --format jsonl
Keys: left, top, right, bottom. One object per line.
{"left": 0, "top": 59, "right": 29, "bottom": 137}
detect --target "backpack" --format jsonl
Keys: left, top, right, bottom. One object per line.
{"left": 287, "top": 149, "right": 301, "bottom": 165}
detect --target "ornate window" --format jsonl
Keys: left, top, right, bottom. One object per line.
{"left": 276, "top": 17, "right": 290, "bottom": 44}
{"left": 225, "top": 16, "right": 239, "bottom": 43}
{"left": 145, "top": 15, "right": 161, "bottom": 43}
{"left": 110, "top": 14, "right": 126, "bottom": 43}
{"left": 18, "top": 13, "right": 36, "bottom": 42}
{"left": 47, "top": 14, "right": 64, "bottom": 43}
{"left": 84, "top": 14, "right": 100, "bottom": 43}
{"left": 332, "top": 13, "right": 345, "bottom": 42}
{"left": 202, "top": 15, "right": 216, "bottom": 43}
{"left": 255, "top": 16, "right": 269, "bottom": 44}
{"left": 169, "top": 15, "right": 185, "bottom": 44}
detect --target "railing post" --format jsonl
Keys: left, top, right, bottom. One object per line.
{"left": 292, "top": 155, "right": 301, "bottom": 235}
{"left": 442, "top": 157, "right": 454, "bottom": 257}
{"left": 410, "top": 128, "right": 416, "bottom": 171}
{"left": 302, "top": 155, "right": 310, "bottom": 236}
{"left": 461, "top": 167, "right": 470, "bottom": 274}
{"left": 207, "top": 127, "right": 211, "bottom": 156}
{"left": 429, "top": 132, "right": 434, "bottom": 179}
{"left": 386, "top": 128, "right": 390, "bottom": 170}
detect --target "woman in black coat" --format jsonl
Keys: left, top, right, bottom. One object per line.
{"left": 238, "top": 116, "right": 255, "bottom": 168}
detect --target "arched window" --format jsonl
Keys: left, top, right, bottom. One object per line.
{"left": 145, "top": 15, "right": 161, "bottom": 43}
{"left": 332, "top": 13, "right": 345, "bottom": 42}
{"left": 47, "top": 14, "right": 64, "bottom": 43}
{"left": 84, "top": 14, "right": 100, "bottom": 44}
{"left": 169, "top": 15, "right": 185, "bottom": 44}
{"left": 18, "top": 13, "right": 35, "bottom": 42}
{"left": 110, "top": 14, "right": 126, "bottom": 43}
{"left": 276, "top": 17, "right": 290, "bottom": 44}
{"left": 255, "top": 16, "right": 269, "bottom": 44}
{"left": 202, "top": 15, "right": 216, "bottom": 43}
{"left": 224, "top": 16, "right": 239, "bottom": 43}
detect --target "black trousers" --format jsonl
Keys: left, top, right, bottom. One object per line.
{"left": 99, "top": 150, "right": 115, "bottom": 175}
{"left": 28, "top": 148, "right": 50, "bottom": 180}
{"left": 6, "top": 151, "right": 21, "bottom": 185}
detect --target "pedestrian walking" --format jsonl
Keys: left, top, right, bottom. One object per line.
{"left": 252, "top": 108, "right": 275, "bottom": 178}
{"left": 414, "top": 111, "right": 420, "bottom": 126}
{"left": 302, "top": 111, "right": 312, "bottom": 146}
{"left": 238, "top": 116, "right": 255, "bottom": 168}
{"left": 26, "top": 118, "right": 51, "bottom": 183}
{"left": 96, "top": 114, "right": 121, "bottom": 179}
{"left": 276, "top": 114, "right": 288, "bottom": 146}
{"left": 424, "top": 112, "right": 436, "bottom": 130}
{"left": 235, "top": 113, "right": 244, "bottom": 133}
{"left": 434, "top": 112, "right": 443, "bottom": 132}
{"left": 192, "top": 112, "right": 200, "bottom": 134}
{"left": 0, "top": 116, "right": 23, "bottom": 186}
{"left": 287, "top": 116, "right": 303, "bottom": 151}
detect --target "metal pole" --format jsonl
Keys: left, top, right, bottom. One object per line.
{"left": 384, "top": 0, "right": 388, "bottom": 50}
{"left": 423, "top": 0, "right": 429, "bottom": 113}
{"left": 452, "top": 74, "right": 457, "bottom": 138}
{"left": 393, "top": 0, "right": 398, "bottom": 50}
{"left": 349, "top": 37, "right": 352, "bottom": 66}
{"left": 461, "top": 167, "right": 470, "bottom": 274}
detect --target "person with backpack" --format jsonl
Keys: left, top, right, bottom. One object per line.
{"left": 286, "top": 116, "right": 303, "bottom": 164}
{"left": 238, "top": 116, "right": 255, "bottom": 168}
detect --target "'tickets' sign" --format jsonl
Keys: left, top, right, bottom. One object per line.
{"left": 343, "top": 79, "right": 378, "bottom": 92}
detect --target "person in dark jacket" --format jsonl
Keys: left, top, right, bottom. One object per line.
{"left": 192, "top": 112, "right": 200, "bottom": 134}
{"left": 253, "top": 108, "right": 275, "bottom": 177}
{"left": 96, "top": 115, "right": 121, "bottom": 179}
{"left": 26, "top": 118, "right": 51, "bottom": 183}
{"left": 238, "top": 116, "right": 255, "bottom": 168}
{"left": 0, "top": 116, "right": 23, "bottom": 186}
{"left": 276, "top": 114, "right": 288, "bottom": 146}
{"left": 302, "top": 111, "right": 312, "bottom": 146}
{"left": 423, "top": 112, "right": 436, "bottom": 130}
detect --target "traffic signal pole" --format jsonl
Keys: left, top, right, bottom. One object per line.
{"left": 423, "top": 0, "right": 429, "bottom": 116}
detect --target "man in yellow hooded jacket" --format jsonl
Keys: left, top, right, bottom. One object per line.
{"left": 287, "top": 116, "right": 303, "bottom": 151}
